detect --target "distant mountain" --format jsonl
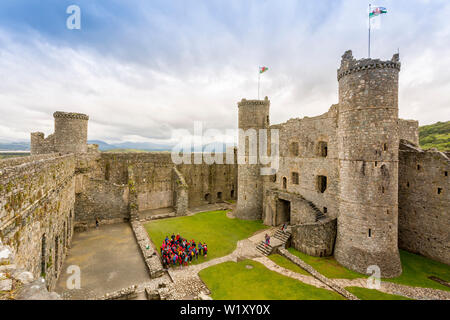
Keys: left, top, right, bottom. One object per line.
{"left": 88, "top": 140, "right": 173, "bottom": 151}
{"left": 419, "top": 121, "right": 450, "bottom": 151}
{"left": 0, "top": 139, "right": 236, "bottom": 152}
{"left": 0, "top": 141, "right": 30, "bottom": 151}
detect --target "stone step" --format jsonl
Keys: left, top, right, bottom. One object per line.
{"left": 274, "top": 230, "right": 291, "bottom": 236}
{"left": 256, "top": 241, "right": 273, "bottom": 256}
{"left": 274, "top": 230, "right": 291, "bottom": 240}
{"left": 256, "top": 243, "right": 273, "bottom": 251}
{"left": 273, "top": 235, "right": 290, "bottom": 242}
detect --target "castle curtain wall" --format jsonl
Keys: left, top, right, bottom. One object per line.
{"left": 0, "top": 154, "right": 76, "bottom": 289}
{"left": 398, "top": 142, "right": 450, "bottom": 264}
{"left": 73, "top": 153, "right": 237, "bottom": 221}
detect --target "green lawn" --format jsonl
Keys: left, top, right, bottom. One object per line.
{"left": 199, "top": 259, "right": 345, "bottom": 300}
{"left": 144, "top": 210, "right": 267, "bottom": 264}
{"left": 287, "top": 248, "right": 367, "bottom": 279}
{"left": 268, "top": 254, "right": 310, "bottom": 276}
{"left": 287, "top": 247, "right": 450, "bottom": 291}
{"left": 346, "top": 287, "right": 412, "bottom": 300}
{"left": 384, "top": 250, "right": 450, "bottom": 291}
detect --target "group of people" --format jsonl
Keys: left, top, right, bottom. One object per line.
{"left": 160, "top": 233, "right": 208, "bottom": 268}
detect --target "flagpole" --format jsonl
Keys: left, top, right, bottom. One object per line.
{"left": 368, "top": 3, "right": 371, "bottom": 58}
{"left": 258, "top": 71, "right": 260, "bottom": 100}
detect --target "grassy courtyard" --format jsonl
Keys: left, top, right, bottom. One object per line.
{"left": 287, "top": 247, "right": 450, "bottom": 291}
{"left": 386, "top": 250, "right": 450, "bottom": 291}
{"left": 199, "top": 259, "right": 345, "bottom": 300}
{"left": 144, "top": 210, "right": 267, "bottom": 264}
{"left": 287, "top": 248, "right": 366, "bottom": 279}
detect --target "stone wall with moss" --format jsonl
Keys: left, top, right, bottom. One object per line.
{"left": 0, "top": 154, "right": 76, "bottom": 290}
{"left": 94, "top": 153, "right": 237, "bottom": 213}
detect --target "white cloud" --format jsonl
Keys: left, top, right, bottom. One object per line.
{"left": 0, "top": 0, "right": 449, "bottom": 144}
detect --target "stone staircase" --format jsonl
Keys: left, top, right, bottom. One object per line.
{"left": 305, "top": 199, "right": 326, "bottom": 221}
{"left": 256, "top": 241, "right": 274, "bottom": 256}
{"left": 273, "top": 229, "right": 291, "bottom": 243}
{"left": 256, "top": 228, "right": 292, "bottom": 256}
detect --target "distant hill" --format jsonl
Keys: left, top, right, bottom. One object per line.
{"left": 0, "top": 140, "right": 173, "bottom": 152}
{"left": 103, "top": 149, "right": 150, "bottom": 153}
{"left": 419, "top": 121, "right": 450, "bottom": 151}
{"left": 0, "top": 142, "right": 30, "bottom": 151}
{"left": 88, "top": 140, "right": 173, "bottom": 151}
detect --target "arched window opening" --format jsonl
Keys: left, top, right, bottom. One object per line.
{"left": 317, "top": 176, "right": 327, "bottom": 193}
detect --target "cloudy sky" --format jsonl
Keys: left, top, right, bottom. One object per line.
{"left": 0, "top": 0, "right": 449, "bottom": 144}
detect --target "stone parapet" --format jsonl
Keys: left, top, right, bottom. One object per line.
{"left": 130, "top": 221, "right": 164, "bottom": 279}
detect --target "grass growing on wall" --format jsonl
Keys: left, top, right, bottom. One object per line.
{"left": 199, "top": 259, "right": 345, "bottom": 300}
{"left": 144, "top": 210, "right": 267, "bottom": 264}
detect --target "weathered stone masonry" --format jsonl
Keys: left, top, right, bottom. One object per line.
{"left": 398, "top": 141, "right": 449, "bottom": 264}
{"left": 0, "top": 50, "right": 448, "bottom": 296}
{"left": 238, "top": 50, "right": 449, "bottom": 277}
{"left": 1, "top": 110, "right": 238, "bottom": 293}
{"left": 0, "top": 154, "right": 76, "bottom": 289}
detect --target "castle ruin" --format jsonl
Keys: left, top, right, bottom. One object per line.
{"left": 0, "top": 50, "right": 448, "bottom": 294}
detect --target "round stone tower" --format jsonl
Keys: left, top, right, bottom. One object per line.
{"left": 334, "top": 50, "right": 402, "bottom": 278}
{"left": 53, "top": 111, "right": 89, "bottom": 154}
{"left": 235, "top": 97, "right": 270, "bottom": 220}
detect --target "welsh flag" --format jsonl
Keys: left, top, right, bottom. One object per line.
{"left": 370, "top": 6, "right": 387, "bottom": 18}
{"left": 259, "top": 66, "right": 269, "bottom": 74}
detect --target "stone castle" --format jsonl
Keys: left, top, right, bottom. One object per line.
{"left": 0, "top": 50, "right": 448, "bottom": 293}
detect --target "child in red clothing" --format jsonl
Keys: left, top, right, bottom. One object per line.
{"left": 203, "top": 244, "right": 208, "bottom": 257}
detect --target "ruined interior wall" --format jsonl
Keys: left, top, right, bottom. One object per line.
{"left": 398, "top": 142, "right": 450, "bottom": 264}
{"left": 178, "top": 154, "right": 237, "bottom": 207}
{"left": 399, "top": 119, "right": 419, "bottom": 146}
{"left": 75, "top": 178, "right": 129, "bottom": 224}
{"left": 30, "top": 133, "right": 55, "bottom": 155}
{"left": 0, "top": 154, "right": 76, "bottom": 289}
{"left": 94, "top": 153, "right": 237, "bottom": 213}
{"left": 172, "top": 167, "right": 188, "bottom": 215}
{"left": 263, "top": 106, "right": 340, "bottom": 221}
{"left": 73, "top": 151, "right": 130, "bottom": 225}
{"left": 97, "top": 153, "right": 174, "bottom": 212}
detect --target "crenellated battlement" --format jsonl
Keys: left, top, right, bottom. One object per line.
{"left": 53, "top": 111, "right": 89, "bottom": 120}
{"left": 238, "top": 96, "right": 270, "bottom": 107}
{"left": 337, "top": 50, "right": 400, "bottom": 81}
